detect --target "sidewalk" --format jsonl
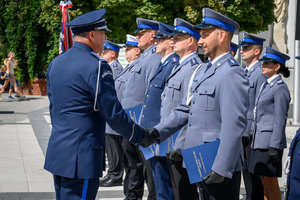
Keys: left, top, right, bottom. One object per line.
{"left": 0, "top": 93, "right": 54, "bottom": 199}
{"left": 0, "top": 92, "right": 298, "bottom": 199}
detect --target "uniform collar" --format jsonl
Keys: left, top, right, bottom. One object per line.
{"left": 143, "top": 45, "right": 156, "bottom": 56}
{"left": 246, "top": 60, "right": 259, "bottom": 71}
{"left": 267, "top": 74, "right": 279, "bottom": 85}
{"left": 73, "top": 42, "right": 93, "bottom": 52}
{"left": 161, "top": 52, "right": 175, "bottom": 64}
{"left": 211, "top": 52, "right": 228, "bottom": 65}
{"left": 179, "top": 52, "right": 197, "bottom": 64}
{"left": 109, "top": 59, "right": 118, "bottom": 66}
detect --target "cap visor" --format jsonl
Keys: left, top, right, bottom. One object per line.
{"left": 135, "top": 28, "right": 148, "bottom": 34}
{"left": 259, "top": 56, "right": 275, "bottom": 63}
{"left": 172, "top": 30, "right": 189, "bottom": 37}
{"left": 195, "top": 23, "right": 218, "bottom": 30}
{"left": 104, "top": 28, "right": 112, "bottom": 32}
{"left": 153, "top": 33, "right": 169, "bottom": 39}
{"left": 123, "top": 44, "right": 137, "bottom": 48}
{"left": 239, "top": 42, "right": 253, "bottom": 47}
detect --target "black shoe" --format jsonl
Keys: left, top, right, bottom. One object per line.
{"left": 99, "top": 174, "right": 111, "bottom": 183}
{"left": 99, "top": 178, "right": 122, "bottom": 187}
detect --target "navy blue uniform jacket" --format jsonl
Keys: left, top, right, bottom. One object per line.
{"left": 286, "top": 128, "right": 300, "bottom": 199}
{"left": 140, "top": 53, "right": 179, "bottom": 128}
{"left": 44, "top": 42, "right": 143, "bottom": 179}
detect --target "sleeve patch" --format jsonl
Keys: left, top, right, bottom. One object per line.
{"left": 102, "top": 70, "right": 113, "bottom": 79}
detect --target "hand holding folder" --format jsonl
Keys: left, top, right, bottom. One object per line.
{"left": 182, "top": 139, "right": 220, "bottom": 184}
{"left": 203, "top": 170, "right": 225, "bottom": 184}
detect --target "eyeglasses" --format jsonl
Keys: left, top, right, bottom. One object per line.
{"left": 137, "top": 30, "right": 151, "bottom": 38}
{"left": 241, "top": 45, "right": 253, "bottom": 52}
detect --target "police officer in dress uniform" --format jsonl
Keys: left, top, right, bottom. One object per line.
{"left": 239, "top": 32, "right": 267, "bottom": 200}
{"left": 159, "top": 18, "right": 202, "bottom": 200}
{"left": 102, "top": 40, "right": 123, "bottom": 79}
{"left": 121, "top": 18, "right": 162, "bottom": 200}
{"left": 249, "top": 47, "right": 291, "bottom": 200}
{"left": 285, "top": 105, "right": 300, "bottom": 200}
{"left": 142, "top": 8, "right": 249, "bottom": 200}
{"left": 284, "top": 56, "right": 300, "bottom": 200}
{"left": 44, "top": 9, "right": 153, "bottom": 200}
{"left": 100, "top": 40, "right": 125, "bottom": 187}
{"left": 115, "top": 34, "right": 143, "bottom": 199}
{"left": 106, "top": 34, "right": 142, "bottom": 199}
{"left": 230, "top": 42, "right": 239, "bottom": 57}
{"left": 139, "top": 22, "right": 179, "bottom": 200}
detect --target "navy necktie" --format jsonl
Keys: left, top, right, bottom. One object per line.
{"left": 204, "top": 62, "right": 212, "bottom": 73}
{"left": 259, "top": 80, "right": 268, "bottom": 95}
{"left": 245, "top": 68, "right": 248, "bottom": 73}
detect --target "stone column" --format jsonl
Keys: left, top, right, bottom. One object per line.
{"left": 272, "top": 0, "right": 288, "bottom": 53}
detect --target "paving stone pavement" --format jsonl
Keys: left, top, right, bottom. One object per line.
{"left": 0, "top": 92, "right": 298, "bottom": 200}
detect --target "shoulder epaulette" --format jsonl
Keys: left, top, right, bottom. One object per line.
{"left": 190, "top": 57, "right": 199, "bottom": 66}
{"left": 276, "top": 79, "right": 284, "bottom": 85}
{"left": 152, "top": 47, "right": 156, "bottom": 53}
{"left": 90, "top": 52, "right": 101, "bottom": 60}
{"left": 172, "top": 56, "right": 179, "bottom": 63}
{"left": 227, "top": 58, "right": 239, "bottom": 67}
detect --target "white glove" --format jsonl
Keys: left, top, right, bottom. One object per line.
{"left": 283, "top": 156, "right": 291, "bottom": 175}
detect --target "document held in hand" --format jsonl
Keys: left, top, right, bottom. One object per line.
{"left": 159, "top": 130, "right": 180, "bottom": 156}
{"left": 139, "top": 143, "right": 156, "bottom": 160}
{"left": 182, "top": 139, "right": 220, "bottom": 184}
{"left": 124, "top": 105, "right": 143, "bottom": 124}
{"left": 124, "top": 105, "right": 156, "bottom": 160}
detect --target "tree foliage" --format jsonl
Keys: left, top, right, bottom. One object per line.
{"left": 0, "top": 0, "right": 49, "bottom": 83}
{"left": 0, "top": 0, "right": 276, "bottom": 83}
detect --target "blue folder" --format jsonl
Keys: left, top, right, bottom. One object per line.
{"left": 124, "top": 105, "right": 142, "bottom": 124}
{"left": 159, "top": 130, "right": 180, "bottom": 156}
{"left": 124, "top": 105, "right": 156, "bottom": 160}
{"left": 182, "top": 139, "right": 220, "bottom": 184}
{"left": 140, "top": 143, "right": 156, "bottom": 160}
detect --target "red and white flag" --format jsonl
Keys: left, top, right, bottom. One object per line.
{"left": 59, "top": 0, "right": 73, "bottom": 54}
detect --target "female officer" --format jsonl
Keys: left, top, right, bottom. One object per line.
{"left": 249, "top": 46, "right": 291, "bottom": 200}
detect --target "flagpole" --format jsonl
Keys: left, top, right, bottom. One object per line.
{"left": 65, "top": 0, "right": 69, "bottom": 49}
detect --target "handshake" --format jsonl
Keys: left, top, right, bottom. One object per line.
{"left": 140, "top": 128, "right": 160, "bottom": 148}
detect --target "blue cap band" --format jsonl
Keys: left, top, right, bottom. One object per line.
{"left": 174, "top": 26, "right": 200, "bottom": 40}
{"left": 71, "top": 21, "right": 106, "bottom": 34}
{"left": 242, "top": 38, "right": 263, "bottom": 45}
{"left": 230, "top": 45, "right": 238, "bottom": 52}
{"left": 264, "top": 53, "right": 286, "bottom": 64}
{"left": 138, "top": 24, "right": 159, "bottom": 30}
{"left": 104, "top": 43, "right": 120, "bottom": 52}
{"left": 126, "top": 41, "right": 138, "bottom": 46}
{"left": 202, "top": 17, "right": 235, "bottom": 33}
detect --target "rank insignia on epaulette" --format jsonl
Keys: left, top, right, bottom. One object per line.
{"left": 277, "top": 80, "right": 284, "bottom": 85}
{"left": 190, "top": 58, "right": 198, "bottom": 65}
{"left": 228, "top": 58, "right": 239, "bottom": 67}
{"left": 152, "top": 47, "right": 156, "bottom": 53}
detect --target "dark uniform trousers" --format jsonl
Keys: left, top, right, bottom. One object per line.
{"left": 121, "top": 138, "right": 145, "bottom": 200}
{"left": 242, "top": 136, "right": 264, "bottom": 200}
{"left": 54, "top": 175, "right": 99, "bottom": 200}
{"left": 167, "top": 158, "right": 198, "bottom": 200}
{"left": 105, "top": 134, "right": 124, "bottom": 181}
{"left": 139, "top": 151, "right": 157, "bottom": 200}
{"left": 197, "top": 171, "right": 241, "bottom": 200}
